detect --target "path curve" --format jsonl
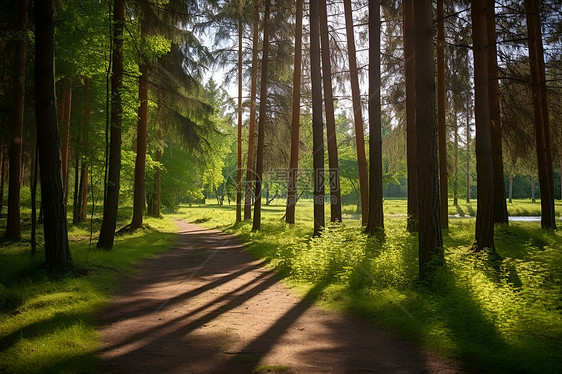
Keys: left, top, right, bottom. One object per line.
{"left": 98, "top": 220, "right": 461, "bottom": 373}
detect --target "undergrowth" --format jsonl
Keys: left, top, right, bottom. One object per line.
{"left": 182, "top": 203, "right": 562, "bottom": 373}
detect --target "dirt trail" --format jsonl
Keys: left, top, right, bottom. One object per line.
{"left": 98, "top": 220, "right": 461, "bottom": 373}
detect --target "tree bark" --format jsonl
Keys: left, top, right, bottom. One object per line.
{"left": 414, "top": 0, "right": 443, "bottom": 279}
{"left": 466, "top": 92, "right": 471, "bottom": 203}
{"left": 131, "top": 30, "right": 149, "bottom": 230}
{"left": 35, "top": 0, "right": 72, "bottom": 269}
{"left": 31, "top": 142, "right": 38, "bottom": 255}
{"left": 525, "top": 0, "right": 556, "bottom": 229}
{"left": 61, "top": 81, "right": 72, "bottom": 205}
{"left": 366, "top": 0, "right": 384, "bottom": 234}
{"left": 251, "top": 0, "right": 271, "bottom": 231}
{"left": 487, "top": 0, "right": 508, "bottom": 224}
{"left": 78, "top": 77, "right": 91, "bottom": 222}
{"left": 20, "top": 156, "right": 26, "bottom": 186}
{"left": 471, "top": 0, "right": 495, "bottom": 251}
{"left": 319, "top": 0, "right": 342, "bottom": 223}
{"left": 97, "top": 0, "right": 124, "bottom": 249}
{"left": 285, "top": 0, "right": 304, "bottom": 224}
{"left": 244, "top": 0, "right": 260, "bottom": 221}
{"left": 343, "top": 0, "right": 368, "bottom": 225}
{"left": 437, "top": 0, "right": 448, "bottom": 230}
{"left": 531, "top": 173, "right": 536, "bottom": 202}
{"left": 78, "top": 162, "right": 89, "bottom": 221}
{"left": 72, "top": 142, "right": 80, "bottom": 224}
{"left": 403, "top": 0, "right": 418, "bottom": 232}
{"left": 454, "top": 105, "right": 459, "bottom": 206}
{"left": 0, "top": 145, "right": 5, "bottom": 217}
{"left": 5, "top": 0, "right": 28, "bottom": 240}
{"left": 236, "top": 10, "right": 243, "bottom": 223}
{"left": 310, "top": 0, "right": 325, "bottom": 237}
{"left": 509, "top": 172, "right": 513, "bottom": 203}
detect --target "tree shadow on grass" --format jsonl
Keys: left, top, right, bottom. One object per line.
{"left": 0, "top": 310, "right": 94, "bottom": 352}
{"left": 454, "top": 204, "right": 466, "bottom": 217}
{"left": 95, "top": 222, "right": 461, "bottom": 373}
{"left": 426, "top": 269, "right": 555, "bottom": 374}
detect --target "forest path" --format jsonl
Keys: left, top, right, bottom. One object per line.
{"left": 98, "top": 220, "right": 460, "bottom": 374}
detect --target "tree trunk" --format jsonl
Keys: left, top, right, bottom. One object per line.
{"left": 31, "top": 142, "right": 38, "bottom": 255}
{"left": 131, "top": 51, "right": 149, "bottom": 229}
{"left": 531, "top": 173, "right": 536, "bottom": 202}
{"left": 244, "top": 0, "right": 260, "bottom": 221}
{"left": 35, "top": 0, "right": 72, "bottom": 269}
{"left": 343, "top": 0, "right": 368, "bottom": 226}
{"left": 236, "top": 10, "right": 243, "bottom": 223}
{"left": 403, "top": 0, "right": 418, "bottom": 232}
{"left": 366, "top": 0, "right": 384, "bottom": 234}
{"left": 72, "top": 143, "right": 80, "bottom": 224}
{"left": 78, "top": 77, "right": 91, "bottom": 222}
{"left": 525, "top": 0, "right": 556, "bottom": 229}
{"left": 487, "top": 0, "right": 508, "bottom": 224}
{"left": 285, "top": 0, "right": 303, "bottom": 225}
{"left": 437, "top": 0, "right": 448, "bottom": 230}
{"left": 310, "top": 0, "right": 325, "bottom": 237}
{"left": 20, "top": 156, "right": 26, "bottom": 187}
{"left": 414, "top": 0, "right": 443, "bottom": 279}
{"left": 61, "top": 81, "right": 72, "bottom": 205}
{"left": 97, "top": 0, "right": 124, "bottom": 249}
{"left": 471, "top": 0, "right": 495, "bottom": 251}
{"left": 78, "top": 162, "right": 89, "bottom": 221}
{"left": 509, "top": 172, "right": 513, "bottom": 203}
{"left": 0, "top": 145, "right": 5, "bottom": 217}
{"left": 319, "top": 0, "right": 342, "bottom": 223}
{"left": 251, "top": 0, "right": 271, "bottom": 231}
{"left": 466, "top": 93, "right": 471, "bottom": 203}
{"left": 454, "top": 106, "right": 459, "bottom": 206}
{"left": 5, "top": 0, "right": 28, "bottom": 240}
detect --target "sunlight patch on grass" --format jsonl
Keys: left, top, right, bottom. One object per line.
{"left": 0, "top": 216, "right": 178, "bottom": 373}
{"left": 182, "top": 203, "right": 562, "bottom": 373}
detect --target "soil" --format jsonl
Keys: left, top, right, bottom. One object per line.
{"left": 98, "top": 220, "right": 461, "bottom": 373}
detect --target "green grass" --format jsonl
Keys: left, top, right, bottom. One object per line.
{"left": 204, "top": 197, "right": 562, "bottom": 218}
{"left": 0, "top": 214, "right": 178, "bottom": 373}
{"left": 1, "top": 197, "right": 559, "bottom": 373}
{"left": 381, "top": 198, "right": 562, "bottom": 217}
{"left": 181, "top": 202, "right": 562, "bottom": 374}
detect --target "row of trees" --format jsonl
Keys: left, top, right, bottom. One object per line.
{"left": 1, "top": 0, "right": 228, "bottom": 268}
{"left": 224, "top": 0, "right": 560, "bottom": 278}
{"left": 1, "top": 0, "right": 560, "bottom": 278}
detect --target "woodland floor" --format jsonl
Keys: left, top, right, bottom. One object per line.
{"left": 97, "top": 220, "right": 461, "bottom": 374}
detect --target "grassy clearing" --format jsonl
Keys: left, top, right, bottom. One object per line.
{"left": 217, "top": 197, "right": 562, "bottom": 218}
{"left": 181, "top": 202, "right": 562, "bottom": 374}
{"left": 379, "top": 197, "right": 562, "bottom": 217}
{"left": 0, "top": 214, "right": 177, "bottom": 374}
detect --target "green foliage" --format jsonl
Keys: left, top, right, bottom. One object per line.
{"left": 119, "top": 149, "right": 160, "bottom": 205}
{"left": 148, "top": 79, "right": 234, "bottom": 211}
{"left": 55, "top": 0, "right": 109, "bottom": 79}
{"left": 182, "top": 203, "right": 562, "bottom": 373}
{"left": 160, "top": 142, "right": 206, "bottom": 209}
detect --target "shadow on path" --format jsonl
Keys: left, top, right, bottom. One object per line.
{"left": 98, "top": 221, "right": 460, "bottom": 373}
